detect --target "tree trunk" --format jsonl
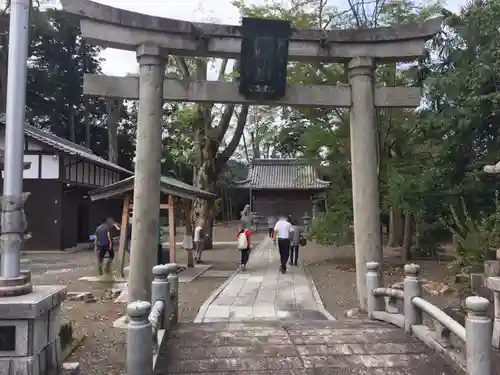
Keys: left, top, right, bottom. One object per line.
{"left": 0, "top": 53, "right": 7, "bottom": 114}
{"left": 182, "top": 199, "right": 194, "bottom": 267}
{"left": 84, "top": 98, "right": 91, "bottom": 147}
{"left": 388, "top": 207, "right": 404, "bottom": 247}
{"left": 402, "top": 212, "right": 413, "bottom": 262}
{"left": 106, "top": 99, "right": 121, "bottom": 164}
{"left": 0, "top": 9, "right": 10, "bottom": 114}
{"left": 192, "top": 160, "right": 217, "bottom": 249}
{"left": 69, "top": 112, "right": 76, "bottom": 142}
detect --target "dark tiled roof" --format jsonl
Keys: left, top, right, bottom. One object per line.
{"left": 0, "top": 114, "right": 132, "bottom": 174}
{"left": 89, "top": 175, "right": 216, "bottom": 201}
{"left": 235, "top": 158, "right": 330, "bottom": 190}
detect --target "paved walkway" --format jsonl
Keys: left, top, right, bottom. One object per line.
{"left": 194, "top": 238, "right": 334, "bottom": 322}
{"left": 155, "top": 237, "right": 461, "bottom": 375}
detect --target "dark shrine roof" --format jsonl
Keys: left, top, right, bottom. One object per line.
{"left": 234, "top": 158, "right": 330, "bottom": 190}
{"left": 0, "top": 114, "right": 132, "bottom": 175}
{"left": 89, "top": 175, "right": 216, "bottom": 201}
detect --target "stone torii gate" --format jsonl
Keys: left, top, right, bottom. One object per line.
{"left": 61, "top": 0, "right": 441, "bottom": 309}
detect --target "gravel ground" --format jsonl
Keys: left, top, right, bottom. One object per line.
{"left": 301, "top": 241, "right": 500, "bottom": 368}
{"left": 25, "top": 223, "right": 267, "bottom": 375}
{"left": 300, "top": 242, "right": 458, "bottom": 318}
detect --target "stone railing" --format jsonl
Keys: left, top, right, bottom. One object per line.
{"left": 366, "top": 262, "right": 492, "bottom": 375}
{"left": 486, "top": 276, "right": 500, "bottom": 348}
{"left": 125, "top": 263, "right": 179, "bottom": 375}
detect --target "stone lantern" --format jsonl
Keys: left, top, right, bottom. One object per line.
{"left": 252, "top": 212, "right": 259, "bottom": 232}
{"left": 302, "top": 212, "right": 312, "bottom": 234}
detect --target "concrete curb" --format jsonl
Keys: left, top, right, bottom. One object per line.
{"left": 193, "top": 267, "right": 242, "bottom": 323}
{"left": 179, "top": 264, "right": 212, "bottom": 283}
{"left": 193, "top": 239, "right": 268, "bottom": 323}
{"left": 303, "top": 262, "right": 337, "bottom": 321}
{"left": 21, "top": 248, "right": 89, "bottom": 255}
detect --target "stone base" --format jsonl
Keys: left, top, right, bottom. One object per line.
{"left": 0, "top": 285, "right": 66, "bottom": 375}
{"left": 61, "top": 362, "right": 80, "bottom": 375}
{"left": 486, "top": 277, "right": 500, "bottom": 348}
{"left": 112, "top": 315, "right": 128, "bottom": 329}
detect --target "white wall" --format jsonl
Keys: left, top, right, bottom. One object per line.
{"left": 0, "top": 131, "right": 59, "bottom": 179}
{"left": 40, "top": 154, "right": 60, "bottom": 179}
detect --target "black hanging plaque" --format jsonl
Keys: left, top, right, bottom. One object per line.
{"left": 239, "top": 17, "right": 291, "bottom": 100}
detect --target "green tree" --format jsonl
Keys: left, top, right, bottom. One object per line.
{"left": 26, "top": 8, "right": 103, "bottom": 145}
{"left": 414, "top": 0, "right": 500, "bottom": 241}
{"left": 233, "top": 0, "right": 443, "bottom": 257}
{"left": 166, "top": 57, "right": 249, "bottom": 249}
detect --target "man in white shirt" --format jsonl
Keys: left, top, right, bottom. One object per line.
{"left": 273, "top": 215, "right": 292, "bottom": 273}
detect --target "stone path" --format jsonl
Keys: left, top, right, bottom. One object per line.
{"left": 194, "top": 238, "right": 333, "bottom": 323}
{"left": 155, "top": 237, "right": 461, "bottom": 375}
{"left": 21, "top": 253, "right": 87, "bottom": 277}
{"left": 155, "top": 320, "right": 461, "bottom": 374}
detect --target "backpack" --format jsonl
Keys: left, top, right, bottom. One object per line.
{"left": 299, "top": 235, "right": 307, "bottom": 247}
{"left": 237, "top": 231, "right": 248, "bottom": 250}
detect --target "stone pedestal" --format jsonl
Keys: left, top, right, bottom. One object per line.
{"left": 470, "top": 260, "right": 500, "bottom": 301}
{"left": 0, "top": 285, "right": 66, "bottom": 375}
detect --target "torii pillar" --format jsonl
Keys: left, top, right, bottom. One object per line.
{"left": 128, "top": 45, "right": 166, "bottom": 303}
{"left": 348, "top": 57, "right": 382, "bottom": 310}
{"left": 60, "top": 0, "right": 442, "bottom": 311}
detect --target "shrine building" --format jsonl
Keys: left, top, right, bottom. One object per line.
{"left": 234, "top": 158, "right": 330, "bottom": 223}
{"left": 0, "top": 114, "right": 132, "bottom": 250}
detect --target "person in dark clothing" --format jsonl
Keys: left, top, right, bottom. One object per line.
{"left": 126, "top": 222, "right": 132, "bottom": 253}
{"left": 157, "top": 223, "right": 165, "bottom": 265}
{"left": 267, "top": 216, "right": 276, "bottom": 238}
{"left": 94, "top": 217, "right": 118, "bottom": 275}
{"left": 289, "top": 220, "right": 303, "bottom": 266}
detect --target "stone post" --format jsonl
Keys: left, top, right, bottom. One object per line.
{"left": 366, "top": 262, "right": 383, "bottom": 319}
{"left": 128, "top": 45, "right": 166, "bottom": 303}
{"left": 486, "top": 276, "right": 500, "bottom": 348}
{"left": 127, "top": 301, "right": 153, "bottom": 375}
{"left": 493, "top": 287, "right": 500, "bottom": 348}
{"left": 465, "top": 296, "right": 492, "bottom": 375}
{"left": 348, "top": 57, "right": 382, "bottom": 311}
{"left": 403, "top": 264, "right": 422, "bottom": 333}
{"left": 151, "top": 264, "right": 173, "bottom": 329}
{"left": 167, "top": 263, "right": 179, "bottom": 326}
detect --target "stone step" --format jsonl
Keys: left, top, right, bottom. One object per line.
{"left": 172, "top": 319, "right": 387, "bottom": 334}
{"left": 154, "top": 320, "right": 460, "bottom": 375}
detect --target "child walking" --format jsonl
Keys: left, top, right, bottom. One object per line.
{"left": 237, "top": 223, "right": 252, "bottom": 269}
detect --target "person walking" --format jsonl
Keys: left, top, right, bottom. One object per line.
{"left": 267, "top": 216, "right": 276, "bottom": 238}
{"left": 194, "top": 218, "right": 205, "bottom": 263}
{"left": 237, "top": 222, "right": 252, "bottom": 269}
{"left": 94, "top": 217, "right": 119, "bottom": 275}
{"left": 157, "top": 223, "right": 164, "bottom": 265}
{"left": 289, "top": 220, "right": 303, "bottom": 266}
{"left": 273, "top": 215, "right": 292, "bottom": 273}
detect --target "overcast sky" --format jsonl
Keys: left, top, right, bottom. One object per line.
{"left": 93, "top": 0, "right": 467, "bottom": 78}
